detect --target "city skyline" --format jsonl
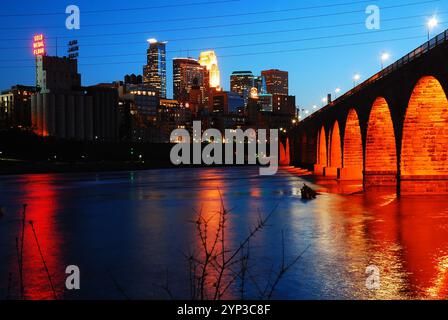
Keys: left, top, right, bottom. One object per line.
{"left": 0, "top": 0, "right": 446, "bottom": 111}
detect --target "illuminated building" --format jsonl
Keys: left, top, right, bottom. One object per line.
{"left": 198, "top": 51, "right": 221, "bottom": 89}
{"left": 230, "top": 71, "right": 255, "bottom": 95}
{"left": 173, "top": 58, "right": 206, "bottom": 103}
{"left": 36, "top": 56, "right": 81, "bottom": 93}
{"left": 124, "top": 84, "right": 159, "bottom": 122}
{"left": 254, "top": 75, "right": 267, "bottom": 95}
{"left": 143, "top": 39, "right": 167, "bottom": 98}
{"left": 258, "top": 93, "right": 273, "bottom": 112}
{"left": 158, "top": 100, "right": 192, "bottom": 142}
{"left": 230, "top": 71, "right": 255, "bottom": 105}
{"left": 0, "top": 85, "right": 36, "bottom": 128}
{"left": 211, "top": 91, "right": 245, "bottom": 114}
{"left": 261, "top": 69, "right": 289, "bottom": 95}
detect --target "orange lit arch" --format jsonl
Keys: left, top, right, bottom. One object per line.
{"left": 401, "top": 76, "right": 448, "bottom": 194}
{"left": 317, "top": 126, "right": 327, "bottom": 166}
{"left": 279, "top": 139, "right": 290, "bottom": 165}
{"left": 342, "top": 109, "right": 363, "bottom": 180}
{"left": 329, "top": 121, "right": 342, "bottom": 169}
{"left": 365, "top": 97, "right": 397, "bottom": 186}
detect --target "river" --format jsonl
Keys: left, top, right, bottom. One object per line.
{"left": 0, "top": 167, "right": 447, "bottom": 300}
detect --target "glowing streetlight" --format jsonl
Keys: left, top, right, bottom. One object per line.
{"left": 427, "top": 16, "right": 438, "bottom": 40}
{"left": 335, "top": 87, "right": 341, "bottom": 98}
{"left": 353, "top": 74, "right": 361, "bottom": 87}
{"left": 322, "top": 97, "right": 328, "bottom": 106}
{"left": 380, "top": 52, "right": 390, "bottom": 70}
{"left": 313, "top": 105, "right": 318, "bottom": 110}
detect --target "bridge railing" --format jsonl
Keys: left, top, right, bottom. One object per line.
{"left": 301, "top": 29, "right": 448, "bottom": 123}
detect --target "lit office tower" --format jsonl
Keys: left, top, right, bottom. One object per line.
{"left": 230, "top": 71, "right": 255, "bottom": 96}
{"left": 143, "top": 39, "right": 167, "bottom": 98}
{"left": 254, "top": 75, "right": 267, "bottom": 94}
{"left": 261, "top": 69, "right": 288, "bottom": 95}
{"left": 198, "top": 51, "right": 221, "bottom": 89}
{"left": 173, "top": 58, "right": 206, "bottom": 103}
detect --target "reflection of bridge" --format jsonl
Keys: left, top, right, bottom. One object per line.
{"left": 285, "top": 30, "right": 448, "bottom": 195}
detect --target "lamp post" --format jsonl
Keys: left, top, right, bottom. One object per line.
{"left": 335, "top": 87, "right": 341, "bottom": 98}
{"left": 353, "top": 74, "right": 360, "bottom": 88}
{"left": 321, "top": 97, "right": 328, "bottom": 106}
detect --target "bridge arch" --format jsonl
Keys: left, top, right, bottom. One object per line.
{"left": 317, "top": 126, "right": 327, "bottom": 166}
{"left": 365, "top": 97, "right": 397, "bottom": 187}
{"left": 327, "top": 121, "right": 342, "bottom": 177}
{"left": 342, "top": 109, "right": 363, "bottom": 180}
{"left": 401, "top": 76, "right": 448, "bottom": 194}
{"left": 279, "top": 138, "right": 291, "bottom": 166}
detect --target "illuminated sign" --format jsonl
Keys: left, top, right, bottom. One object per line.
{"left": 33, "top": 34, "right": 46, "bottom": 56}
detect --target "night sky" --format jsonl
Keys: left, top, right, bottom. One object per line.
{"left": 0, "top": 0, "right": 446, "bottom": 111}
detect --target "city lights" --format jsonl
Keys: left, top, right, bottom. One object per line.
{"left": 322, "top": 97, "right": 328, "bottom": 105}
{"left": 353, "top": 73, "right": 361, "bottom": 87}
{"left": 32, "top": 34, "right": 46, "bottom": 56}
{"left": 427, "top": 16, "right": 439, "bottom": 39}
{"left": 199, "top": 50, "right": 221, "bottom": 89}
{"left": 381, "top": 52, "right": 390, "bottom": 69}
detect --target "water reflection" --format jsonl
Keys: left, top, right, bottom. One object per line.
{"left": 5, "top": 174, "right": 64, "bottom": 300}
{"left": 0, "top": 168, "right": 447, "bottom": 299}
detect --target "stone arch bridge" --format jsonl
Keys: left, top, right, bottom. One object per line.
{"left": 284, "top": 30, "right": 448, "bottom": 195}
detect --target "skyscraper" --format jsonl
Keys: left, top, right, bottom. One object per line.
{"left": 254, "top": 75, "right": 267, "bottom": 95}
{"left": 230, "top": 71, "right": 255, "bottom": 96}
{"left": 143, "top": 39, "right": 167, "bottom": 98}
{"left": 261, "top": 69, "right": 288, "bottom": 96}
{"left": 198, "top": 51, "right": 221, "bottom": 89}
{"left": 173, "top": 58, "right": 206, "bottom": 103}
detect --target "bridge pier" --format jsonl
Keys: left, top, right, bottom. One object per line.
{"left": 313, "top": 164, "right": 325, "bottom": 175}
{"left": 324, "top": 167, "right": 339, "bottom": 178}
{"left": 339, "top": 167, "right": 363, "bottom": 181}
{"left": 364, "top": 171, "right": 397, "bottom": 187}
{"left": 400, "top": 175, "right": 448, "bottom": 195}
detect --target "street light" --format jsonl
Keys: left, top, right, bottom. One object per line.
{"left": 322, "top": 97, "right": 328, "bottom": 106}
{"left": 427, "top": 16, "right": 438, "bottom": 40}
{"left": 381, "top": 52, "right": 390, "bottom": 70}
{"left": 335, "top": 87, "right": 341, "bottom": 98}
{"left": 353, "top": 74, "right": 361, "bottom": 87}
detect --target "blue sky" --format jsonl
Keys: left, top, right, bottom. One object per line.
{"left": 0, "top": 0, "right": 446, "bottom": 111}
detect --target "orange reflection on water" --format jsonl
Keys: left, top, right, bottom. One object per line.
{"left": 352, "top": 190, "right": 448, "bottom": 299}
{"left": 191, "top": 169, "right": 237, "bottom": 300}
